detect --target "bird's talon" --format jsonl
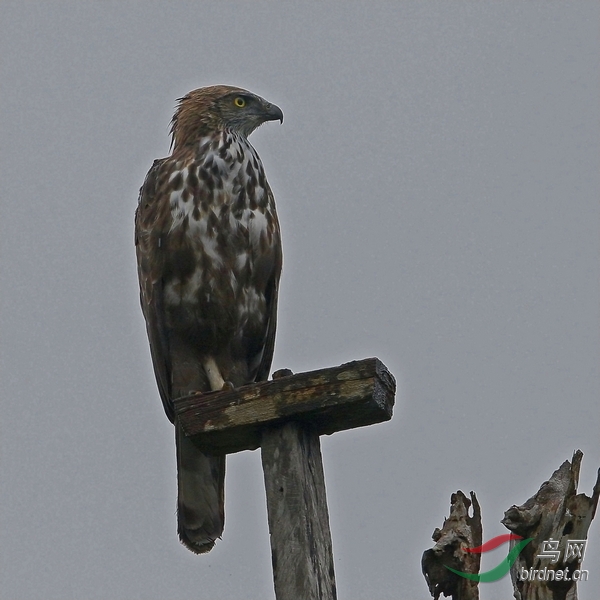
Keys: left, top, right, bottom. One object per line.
{"left": 272, "top": 368, "right": 293, "bottom": 380}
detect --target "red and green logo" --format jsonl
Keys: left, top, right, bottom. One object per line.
{"left": 445, "top": 534, "right": 533, "bottom": 582}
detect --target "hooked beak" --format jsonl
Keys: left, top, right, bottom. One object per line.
{"left": 263, "top": 102, "right": 284, "bottom": 124}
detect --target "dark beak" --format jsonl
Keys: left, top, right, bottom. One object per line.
{"left": 264, "top": 102, "right": 284, "bottom": 124}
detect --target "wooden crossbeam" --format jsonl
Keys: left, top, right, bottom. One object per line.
{"left": 174, "top": 357, "right": 396, "bottom": 454}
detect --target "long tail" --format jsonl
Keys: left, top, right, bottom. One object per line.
{"left": 175, "top": 419, "right": 225, "bottom": 554}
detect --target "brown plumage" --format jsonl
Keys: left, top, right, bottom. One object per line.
{"left": 135, "top": 85, "right": 283, "bottom": 553}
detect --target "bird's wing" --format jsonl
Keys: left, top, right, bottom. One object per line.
{"left": 134, "top": 158, "right": 175, "bottom": 422}
{"left": 254, "top": 188, "right": 283, "bottom": 384}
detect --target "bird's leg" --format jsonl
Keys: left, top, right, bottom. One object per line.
{"left": 202, "top": 357, "right": 225, "bottom": 390}
{"left": 202, "top": 357, "right": 234, "bottom": 391}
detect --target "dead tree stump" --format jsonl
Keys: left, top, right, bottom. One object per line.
{"left": 502, "top": 450, "right": 600, "bottom": 600}
{"left": 422, "top": 490, "right": 483, "bottom": 600}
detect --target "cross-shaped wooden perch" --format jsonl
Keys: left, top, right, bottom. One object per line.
{"left": 174, "top": 357, "right": 396, "bottom": 600}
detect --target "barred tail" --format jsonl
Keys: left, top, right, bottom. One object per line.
{"left": 175, "top": 420, "right": 225, "bottom": 554}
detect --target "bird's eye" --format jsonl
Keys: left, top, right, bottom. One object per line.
{"left": 234, "top": 97, "right": 246, "bottom": 108}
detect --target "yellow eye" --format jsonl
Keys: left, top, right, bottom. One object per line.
{"left": 234, "top": 97, "right": 246, "bottom": 108}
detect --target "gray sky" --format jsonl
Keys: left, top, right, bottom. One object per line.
{"left": 1, "top": 2, "right": 598, "bottom": 599}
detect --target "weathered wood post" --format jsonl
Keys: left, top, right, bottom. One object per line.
{"left": 175, "top": 357, "right": 396, "bottom": 600}
{"left": 261, "top": 421, "right": 336, "bottom": 600}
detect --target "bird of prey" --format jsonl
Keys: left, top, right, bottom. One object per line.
{"left": 135, "top": 85, "right": 283, "bottom": 553}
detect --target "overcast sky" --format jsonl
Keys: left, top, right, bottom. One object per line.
{"left": 1, "top": 2, "right": 598, "bottom": 599}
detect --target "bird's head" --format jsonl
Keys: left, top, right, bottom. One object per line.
{"left": 170, "top": 85, "right": 283, "bottom": 149}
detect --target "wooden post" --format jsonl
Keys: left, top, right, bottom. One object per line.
{"left": 261, "top": 422, "right": 336, "bottom": 600}
{"left": 502, "top": 450, "right": 600, "bottom": 600}
{"left": 174, "top": 357, "right": 396, "bottom": 600}
{"left": 422, "top": 490, "right": 482, "bottom": 600}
